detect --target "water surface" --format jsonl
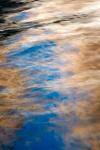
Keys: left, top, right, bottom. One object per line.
{"left": 0, "top": 0, "right": 100, "bottom": 150}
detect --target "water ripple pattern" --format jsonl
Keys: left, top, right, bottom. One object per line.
{"left": 0, "top": 0, "right": 100, "bottom": 150}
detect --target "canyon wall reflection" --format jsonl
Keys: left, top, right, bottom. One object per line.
{"left": 0, "top": 0, "right": 100, "bottom": 150}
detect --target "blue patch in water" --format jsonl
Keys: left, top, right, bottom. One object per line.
{"left": 7, "top": 41, "right": 56, "bottom": 58}
{"left": 13, "top": 114, "right": 64, "bottom": 150}
{"left": 47, "top": 91, "right": 60, "bottom": 99}
{"left": 47, "top": 91, "right": 67, "bottom": 101}
{"left": 21, "top": 87, "right": 68, "bottom": 103}
{"left": 47, "top": 72, "right": 61, "bottom": 81}
{"left": 12, "top": 12, "right": 28, "bottom": 21}
{"left": 38, "top": 71, "right": 61, "bottom": 82}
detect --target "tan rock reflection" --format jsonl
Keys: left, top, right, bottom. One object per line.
{"left": 0, "top": 67, "right": 42, "bottom": 128}
{"left": 56, "top": 40, "right": 100, "bottom": 150}
{"left": 0, "top": 68, "right": 22, "bottom": 146}
{"left": 72, "top": 41, "right": 100, "bottom": 149}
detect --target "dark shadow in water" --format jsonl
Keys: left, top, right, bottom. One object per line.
{"left": 0, "top": 0, "right": 29, "bottom": 40}
{"left": 0, "top": 0, "right": 27, "bottom": 14}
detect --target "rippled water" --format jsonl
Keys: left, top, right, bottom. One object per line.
{"left": 0, "top": 0, "right": 100, "bottom": 150}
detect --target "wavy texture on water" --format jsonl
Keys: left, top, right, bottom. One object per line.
{"left": 0, "top": 0, "right": 100, "bottom": 150}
